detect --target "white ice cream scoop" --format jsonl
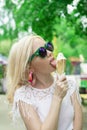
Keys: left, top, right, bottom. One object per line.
{"left": 57, "top": 52, "right": 66, "bottom": 61}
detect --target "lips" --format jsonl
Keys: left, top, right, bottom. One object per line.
{"left": 49, "top": 57, "right": 56, "bottom": 69}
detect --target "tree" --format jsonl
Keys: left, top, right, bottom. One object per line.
{"left": 1, "top": 0, "right": 87, "bottom": 40}
{"left": 66, "top": 0, "right": 87, "bottom": 37}
{"left": 1, "top": 0, "right": 73, "bottom": 40}
{"left": 0, "top": 0, "right": 86, "bottom": 41}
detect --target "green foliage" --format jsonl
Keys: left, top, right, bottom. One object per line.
{"left": 0, "top": 65, "right": 4, "bottom": 78}
{"left": 2, "top": 0, "right": 73, "bottom": 40}
{"left": 0, "top": 0, "right": 87, "bottom": 75}
{"left": 77, "top": 0, "right": 87, "bottom": 16}
{"left": 1, "top": 0, "right": 86, "bottom": 40}
{"left": 0, "top": 40, "right": 12, "bottom": 56}
{"left": 53, "top": 18, "right": 87, "bottom": 63}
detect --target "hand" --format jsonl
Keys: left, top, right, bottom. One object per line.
{"left": 54, "top": 75, "right": 68, "bottom": 100}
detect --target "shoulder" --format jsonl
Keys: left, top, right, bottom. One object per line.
{"left": 12, "top": 85, "right": 36, "bottom": 124}
{"left": 66, "top": 75, "right": 78, "bottom": 95}
{"left": 14, "top": 85, "right": 33, "bottom": 104}
{"left": 67, "top": 75, "right": 82, "bottom": 104}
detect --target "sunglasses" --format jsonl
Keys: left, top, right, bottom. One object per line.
{"left": 29, "top": 42, "right": 54, "bottom": 62}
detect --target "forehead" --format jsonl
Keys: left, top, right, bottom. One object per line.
{"left": 32, "top": 37, "right": 45, "bottom": 52}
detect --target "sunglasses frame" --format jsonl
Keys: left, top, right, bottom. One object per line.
{"left": 28, "top": 42, "right": 54, "bottom": 62}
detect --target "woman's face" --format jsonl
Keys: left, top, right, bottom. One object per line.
{"left": 31, "top": 38, "right": 56, "bottom": 74}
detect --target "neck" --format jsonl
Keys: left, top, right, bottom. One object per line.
{"left": 34, "top": 72, "right": 54, "bottom": 89}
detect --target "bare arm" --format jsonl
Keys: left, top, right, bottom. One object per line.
{"left": 19, "top": 76, "right": 68, "bottom": 130}
{"left": 71, "top": 92, "right": 83, "bottom": 130}
{"left": 19, "top": 96, "right": 62, "bottom": 130}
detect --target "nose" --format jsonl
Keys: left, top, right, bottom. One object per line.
{"left": 47, "top": 50, "right": 53, "bottom": 57}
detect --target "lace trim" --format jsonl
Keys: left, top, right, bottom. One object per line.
{"left": 31, "top": 86, "right": 55, "bottom": 100}
{"left": 14, "top": 76, "right": 81, "bottom": 103}
{"left": 67, "top": 77, "right": 82, "bottom": 104}
{"left": 12, "top": 80, "right": 56, "bottom": 124}
{"left": 12, "top": 76, "right": 81, "bottom": 125}
{"left": 14, "top": 78, "right": 56, "bottom": 102}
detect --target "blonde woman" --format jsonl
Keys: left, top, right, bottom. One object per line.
{"left": 7, "top": 34, "right": 83, "bottom": 130}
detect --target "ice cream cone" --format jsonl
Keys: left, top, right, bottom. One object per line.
{"left": 56, "top": 59, "right": 66, "bottom": 75}
{"left": 56, "top": 52, "right": 66, "bottom": 76}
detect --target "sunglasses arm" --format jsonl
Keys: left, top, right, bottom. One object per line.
{"left": 28, "top": 50, "right": 39, "bottom": 62}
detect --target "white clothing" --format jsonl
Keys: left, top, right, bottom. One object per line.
{"left": 12, "top": 75, "right": 81, "bottom": 130}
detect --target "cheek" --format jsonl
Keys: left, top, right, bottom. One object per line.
{"left": 32, "top": 58, "right": 50, "bottom": 71}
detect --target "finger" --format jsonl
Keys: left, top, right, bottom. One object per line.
{"left": 59, "top": 75, "right": 66, "bottom": 82}
{"left": 62, "top": 80, "right": 68, "bottom": 86}
{"left": 56, "top": 81, "right": 63, "bottom": 88}
{"left": 61, "top": 80, "right": 67, "bottom": 84}
{"left": 56, "top": 73, "right": 59, "bottom": 80}
{"left": 58, "top": 88, "right": 67, "bottom": 98}
{"left": 60, "top": 83, "right": 69, "bottom": 90}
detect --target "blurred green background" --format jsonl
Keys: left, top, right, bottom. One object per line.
{"left": 0, "top": 0, "right": 87, "bottom": 76}
{"left": 0, "top": 0, "right": 87, "bottom": 57}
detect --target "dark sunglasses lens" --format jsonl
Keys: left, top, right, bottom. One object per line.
{"left": 47, "top": 42, "right": 54, "bottom": 51}
{"left": 39, "top": 47, "right": 47, "bottom": 57}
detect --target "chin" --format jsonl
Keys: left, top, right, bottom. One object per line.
{"left": 51, "top": 64, "right": 56, "bottom": 70}
{"left": 50, "top": 67, "right": 56, "bottom": 72}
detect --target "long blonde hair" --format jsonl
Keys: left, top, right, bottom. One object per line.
{"left": 6, "top": 34, "right": 43, "bottom": 103}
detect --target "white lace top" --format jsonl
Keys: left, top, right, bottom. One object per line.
{"left": 12, "top": 75, "right": 81, "bottom": 130}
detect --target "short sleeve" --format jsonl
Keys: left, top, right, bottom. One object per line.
{"left": 14, "top": 86, "right": 34, "bottom": 104}
{"left": 67, "top": 76, "right": 77, "bottom": 95}
{"left": 12, "top": 86, "right": 35, "bottom": 126}
{"left": 67, "top": 76, "right": 82, "bottom": 104}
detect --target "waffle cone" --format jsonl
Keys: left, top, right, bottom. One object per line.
{"left": 56, "top": 59, "right": 66, "bottom": 75}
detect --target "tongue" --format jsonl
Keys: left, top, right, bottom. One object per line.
{"left": 50, "top": 60, "right": 56, "bottom": 68}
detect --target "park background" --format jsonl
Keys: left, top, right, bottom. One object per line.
{"left": 0, "top": 0, "right": 87, "bottom": 130}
